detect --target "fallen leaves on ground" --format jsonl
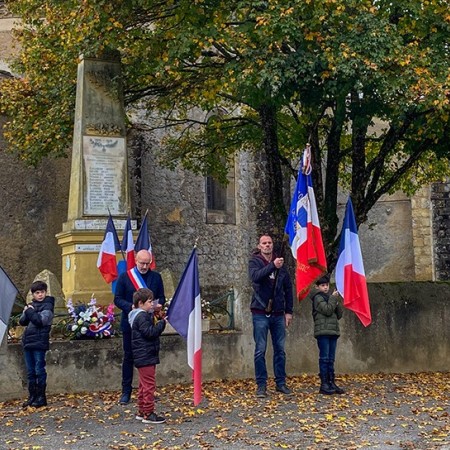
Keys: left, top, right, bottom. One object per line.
{"left": 0, "top": 372, "right": 449, "bottom": 450}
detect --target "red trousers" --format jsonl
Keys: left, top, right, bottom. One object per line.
{"left": 137, "top": 365, "right": 156, "bottom": 414}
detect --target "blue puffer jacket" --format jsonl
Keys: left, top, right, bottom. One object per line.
{"left": 128, "top": 308, "right": 166, "bottom": 368}
{"left": 19, "top": 296, "right": 55, "bottom": 351}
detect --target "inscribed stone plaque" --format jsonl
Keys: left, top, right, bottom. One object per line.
{"left": 82, "top": 136, "right": 127, "bottom": 215}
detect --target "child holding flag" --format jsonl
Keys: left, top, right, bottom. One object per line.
{"left": 311, "top": 275, "right": 345, "bottom": 395}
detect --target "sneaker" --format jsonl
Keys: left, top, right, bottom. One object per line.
{"left": 135, "top": 412, "right": 144, "bottom": 420}
{"left": 276, "top": 385, "right": 293, "bottom": 395}
{"left": 119, "top": 392, "right": 131, "bottom": 405}
{"left": 256, "top": 386, "right": 267, "bottom": 398}
{"left": 142, "top": 412, "right": 166, "bottom": 424}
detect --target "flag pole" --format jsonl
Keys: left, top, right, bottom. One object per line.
{"left": 1, "top": 264, "right": 25, "bottom": 306}
{"left": 108, "top": 208, "right": 126, "bottom": 261}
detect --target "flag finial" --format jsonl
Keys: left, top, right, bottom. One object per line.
{"left": 302, "top": 144, "right": 312, "bottom": 175}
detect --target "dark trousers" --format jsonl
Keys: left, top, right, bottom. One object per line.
{"left": 24, "top": 349, "right": 47, "bottom": 386}
{"left": 121, "top": 331, "right": 134, "bottom": 394}
{"left": 316, "top": 335, "right": 338, "bottom": 374}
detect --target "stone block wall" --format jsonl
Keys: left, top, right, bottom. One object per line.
{"left": 411, "top": 186, "right": 434, "bottom": 281}
{"left": 1, "top": 282, "right": 449, "bottom": 402}
{"left": 431, "top": 181, "right": 450, "bottom": 281}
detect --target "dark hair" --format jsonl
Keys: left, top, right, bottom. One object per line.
{"left": 132, "top": 288, "right": 154, "bottom": 308}
{"left": 30, "top": 280, "right": 48, "bottom": 293}
{"left": 316, "top": 275, "right": 330, "bottom": 285}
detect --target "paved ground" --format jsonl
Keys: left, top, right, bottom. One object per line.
{"left": 0, "top": 372, "right": 449, "bottom": 450}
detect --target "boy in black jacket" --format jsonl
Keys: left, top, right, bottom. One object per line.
{"left": 19, "top": 280, "right": 55, "bottom": 408}
{"left": 128, "top": 288, "right": 166, "bottom": 424}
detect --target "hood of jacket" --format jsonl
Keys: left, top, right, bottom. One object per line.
{"left": 128, "top": 308, "right": 146, "bottom": 328}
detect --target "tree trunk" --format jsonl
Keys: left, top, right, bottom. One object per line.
{"left": 255, "top": 103, "right": 288, "bottom": 244}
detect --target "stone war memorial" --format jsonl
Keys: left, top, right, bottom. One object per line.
{"left": 56, "top": 53, "right": 132, "bottom": 305}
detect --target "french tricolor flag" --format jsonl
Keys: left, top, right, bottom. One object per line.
{"left": 97, "top": 214, "right": 121, "bottom": 284}
{"left": 135, "top": 213, "right": 156, "bottom": 270}
{"left": 335, "top": 198, "right": 372, "bottom": 327}
{"left": 167, "top": 247, "right": 202, "bottom": 405}
{"left": 285, "top": 146, "right": 327, "bottom": 300}
{"left": 121, "top": 215, "right": 135, "bottom": 270}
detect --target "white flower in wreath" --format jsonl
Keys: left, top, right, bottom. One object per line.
{"left": 79, "top": 310, "right": 91, "bottom": 321}
{"left": 81, "top": 327, "right": 87, "bottom": 334}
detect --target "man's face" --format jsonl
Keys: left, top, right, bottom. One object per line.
{"left": 258, "top": 236, "right": 273, "bottom": 255}
{"left": 136, "top": 256, "right": 152, "bottom": 274}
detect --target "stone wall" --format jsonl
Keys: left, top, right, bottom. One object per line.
{"left": 411, "top": 186, "right": 434, "bottom": 281}
{"left": 0, "top": 118, "right": 70, "bottom": 297}
{"left": 431, "top": 181, "right": 450, "bottom": 281}
{"left": 1, "top": 282, "right": 449, "bottom": 402}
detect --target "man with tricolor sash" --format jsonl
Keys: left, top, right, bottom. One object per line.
{"left": 114, "top": 249, "right": 166, "bottom": 405}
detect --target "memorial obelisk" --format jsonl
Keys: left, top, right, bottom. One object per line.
{"left": 56, "top": 53, "right": 131, "bottom": 304}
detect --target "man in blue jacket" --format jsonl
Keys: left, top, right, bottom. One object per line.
{"left": 114, "top": 249, "right": 165, "bottom": 404}
{"left": 248, "top": 234, "right": 293, "bottom": 398}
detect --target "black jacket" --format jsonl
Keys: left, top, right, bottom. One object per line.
{"left": 19, "top": 296, "right": 55, "bottom": 351}
{"left": 248, "top": 253, "right": 293, "bottom": 315}
{"left": 128, "top": 308, "right": 166, "bottom": 368}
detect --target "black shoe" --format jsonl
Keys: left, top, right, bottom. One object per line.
{"left": 30, "top": 383, "right": 47, "bottom": 407}
{"left": 328, "top": 370, "right": 345, "bottom": 394}
{"left": 256, "top": 386, "right": 267, "bottom": 398}
{"left": 329, "top": 378, "right": 345, "bottom": 394}
{"left": 22, "top": 383, "right": 37, "bottom": 408}
{"left": 119, "top": 392, "right": 131, "bottom": 404}
{"left": 142, "top": 412, "right": 166, "bottom": 424}
{"left": 276, "top": 385, "right": 293, "bottom": 395}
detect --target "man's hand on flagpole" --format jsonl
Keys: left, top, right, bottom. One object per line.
{"left": 285, "top": 313, "right": 292, "bottom": 327}
{"left": 274, "top": 257, "right": 284, "bottom": 269}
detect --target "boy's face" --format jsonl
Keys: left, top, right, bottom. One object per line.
{"left": 140, "top": 298, "right": 154, "bottom": 312}
{"left": 32, "top": 290, "right": 47, "bottom": 301}
{"left": 317, "top": 283, "right": 329, "bottom": 293}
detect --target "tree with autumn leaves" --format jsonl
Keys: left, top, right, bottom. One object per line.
{"left": 1, "top": 0, "right": 449, "bottom": 268}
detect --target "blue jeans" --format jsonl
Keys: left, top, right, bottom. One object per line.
{"left": 252, "top": 313, "right": 286, "bottom": 388}
{"left": 24, "top": 349, "right": 47, "bottom": 386}
{"left": 316, "top": 335, "right": 338, "bottom": 374}
{"left": 122, "top": 331, "right": 134, "bottom": 394}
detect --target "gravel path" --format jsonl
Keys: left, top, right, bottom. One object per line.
{"left": 1, "top": 372, "right": 449, "bottom": 450}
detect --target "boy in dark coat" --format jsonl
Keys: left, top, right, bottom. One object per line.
{"left": 19, "top": 280, "right": 55, "bottom": 408}
{"left": 128, "top": 288, "right": 166, "bottom": 424}
{"left": 311, "top": 275, "right": 345, "bottom": 395}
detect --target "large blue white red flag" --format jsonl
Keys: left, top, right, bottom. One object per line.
{"left": 335, "top": 197, "right": 372, "bottom": 326}
{"left": 121, "top": 215, "right": 135, "bottom": 270}
{"left": 97, "top": 214, "right": 121, "bottom": 283}
{"left": 285, "top": 145, "right": 327, "bottom": 300}
{"left": 135, "top": 214, "right": 156, "bottom": 270}
{"left": 0, "top": 264, "right": 19, "bottom": 343}
{"left": 167, "top": 248, "right": 202, "bottom": 405}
